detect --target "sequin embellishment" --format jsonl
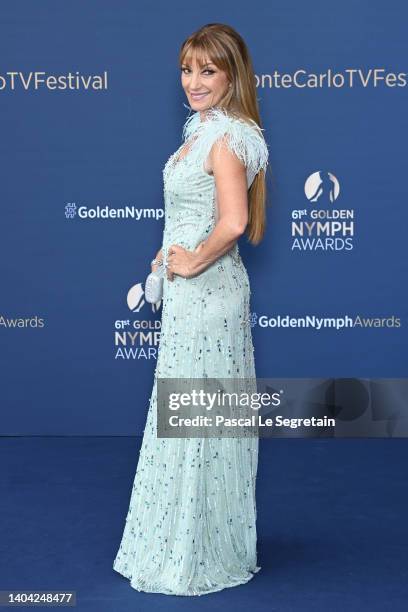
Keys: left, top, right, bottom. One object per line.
{"left": 113, "top": 106, "right": 269, "bottom": 596}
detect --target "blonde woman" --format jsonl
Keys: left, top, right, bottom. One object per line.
{"left": 113, "top": 22, "right": 269, "bottom": 596}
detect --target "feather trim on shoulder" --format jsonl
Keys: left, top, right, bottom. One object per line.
{"left": 181, "top": 106, "right": 269, "bottom": 176}
{"left": 181, "top": 108, "right": 201, "bottom": 142}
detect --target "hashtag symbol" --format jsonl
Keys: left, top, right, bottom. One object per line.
{"left": 249, "top": 312, "right": 258, "bottom": 327}
{"left": 65, "top": 202, "right": 77, "bottom": 218}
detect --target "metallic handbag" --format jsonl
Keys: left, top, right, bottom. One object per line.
{"left": 145, "top": 260, "right": 165, "bottom": 304}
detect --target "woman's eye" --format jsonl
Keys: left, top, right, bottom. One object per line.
{"left": 180, "top": 68, "right": 215, "bottom": 75}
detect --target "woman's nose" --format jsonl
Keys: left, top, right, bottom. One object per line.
{"left": 190, "top": 73, "right": 202, "bottom": 89}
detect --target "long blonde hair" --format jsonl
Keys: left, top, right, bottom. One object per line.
{"left": 179, "top": 23, "right": 270, "bottom": 245}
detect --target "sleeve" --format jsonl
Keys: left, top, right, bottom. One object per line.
{"left": 194, "top": 108, "right": 269, "bottom": 180}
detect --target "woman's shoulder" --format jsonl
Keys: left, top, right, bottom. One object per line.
{"left": 182, "top": 106, "right": 265, "bottom": 139}
{"left": 205, "top": 106, "right": 263, "bottom": 134}
{"left": 196, "top": 106, "right": 269, "bottom": 174}
{"left": 178, "top": 106, "right": 269, "bottom": 176}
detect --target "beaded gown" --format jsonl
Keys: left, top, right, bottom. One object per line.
{"left": 113, "top": 106, "right": 269, "bottom": 596}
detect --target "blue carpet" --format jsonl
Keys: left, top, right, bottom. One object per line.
{"left": 1, "top": 437, "right": 407, "bottom": 611}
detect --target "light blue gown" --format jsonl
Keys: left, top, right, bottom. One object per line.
{"left": 113, "top": 106, "right": 269, "bottom": 596}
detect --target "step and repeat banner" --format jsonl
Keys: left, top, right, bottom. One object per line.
{"left": 1, "top": 2, "right": 407, "bottom": 434}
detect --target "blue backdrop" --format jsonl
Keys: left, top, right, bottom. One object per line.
{"left": 1, "top": 0, "right": 406, "bottom": 435}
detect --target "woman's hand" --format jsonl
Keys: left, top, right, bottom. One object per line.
{"left": 151, "top": 248, "right": 163, "bottom": 273}
{"left": 166, "top": 241, "right": 206, "bottom": 281}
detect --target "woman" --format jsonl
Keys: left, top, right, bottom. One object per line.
{"left": 113, "top": 23, "right": 269, "bottom": 596}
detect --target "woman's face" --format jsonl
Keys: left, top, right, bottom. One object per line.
{"left": 181, "top": 54, "right": 230, "bottom": 112}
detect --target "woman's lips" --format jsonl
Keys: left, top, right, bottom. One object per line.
{"left": 190, "top": 92, "right": 209, "bottom": 100}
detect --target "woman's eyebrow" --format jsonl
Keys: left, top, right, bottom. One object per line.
{"left": 181, "top": 62, "right": 215, "bottom": 68}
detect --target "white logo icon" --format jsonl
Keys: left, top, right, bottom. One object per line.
{"left": 305, "top": 171, "right": 340, "bottom": 204}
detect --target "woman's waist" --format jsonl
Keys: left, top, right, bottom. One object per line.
{"left": 162, "top": 228, "right": 214, "bottom": 264}
{"left": 162, "top": 241, "right": 244, "bottom": 276}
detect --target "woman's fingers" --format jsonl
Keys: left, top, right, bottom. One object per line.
{"left": 165, "top": 261, "right": 173, "bottom": 281}
{"left": 194, "top": 240, "right": 205, "bottom": 253}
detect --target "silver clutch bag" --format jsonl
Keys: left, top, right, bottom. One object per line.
{"left": 145, "top": 261, "right": 165, "bottom": 304}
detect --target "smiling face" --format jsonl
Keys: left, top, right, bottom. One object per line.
{"left": 180, "top": 52, "right": 231, "bottom": 117}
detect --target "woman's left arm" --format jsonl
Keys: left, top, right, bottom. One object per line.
{"left": 166, "top": 136, "right": 249, "bottom": 280}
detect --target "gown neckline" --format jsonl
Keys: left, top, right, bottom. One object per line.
{"left": 173, "top": 107, "right": 232, "bottom": 166}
